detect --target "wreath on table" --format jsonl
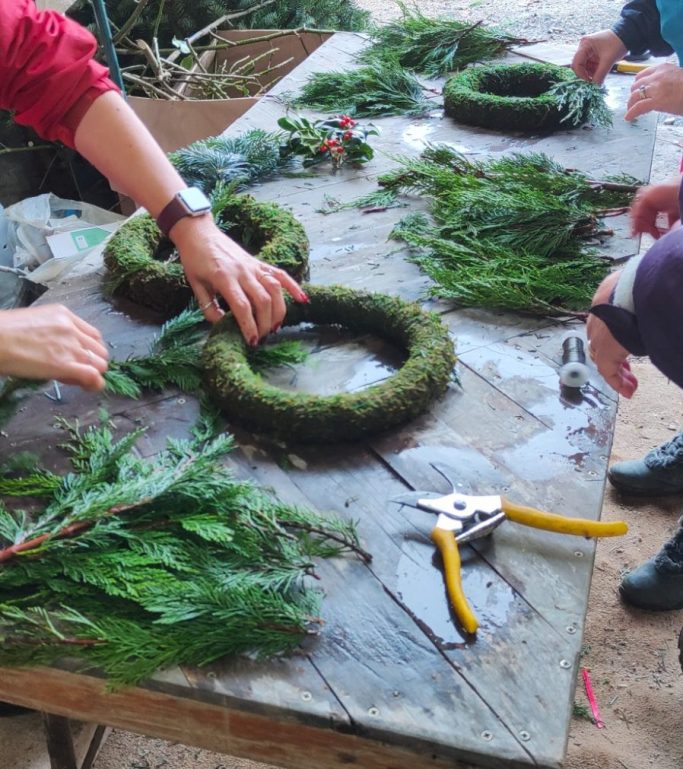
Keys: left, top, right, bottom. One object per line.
{"left": 202, "top": 284, "right": 457, "bottom": 444}
{"left": 443, "top": 62, "right": 611, "bottom": 133}
{"left": 103, "top": 192, "right": 310, "bottom": 317}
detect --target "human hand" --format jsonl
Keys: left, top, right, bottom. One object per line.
{"left": 586, "top": 271, "right": 638, "bottom": 398}
{"left": 625, "top": 63, "right": 683, "bottom": 121}
{"left": 0, "top": 305, "right": 108, "bottom": 390}
{"left": 171, "top": 216, "right": 309, "bottom": 346}
{"left": 629, "top": 177, "right": 682, "bottom": 238}
{"left": 571, "top": 30, "right": 627, "bottom": 84}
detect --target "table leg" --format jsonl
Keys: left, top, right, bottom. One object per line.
{"left": 42, "top": 713, "right": 77, "bottom": 769}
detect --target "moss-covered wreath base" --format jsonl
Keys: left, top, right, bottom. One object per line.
{"left": 443, "top": 62, "right": 585, "bottom": 133}
{"left": 202, "top": 284, "right": 457, "bottom": 444}
{"left": 103, "top": 194, "right": 310, "bottom": 317}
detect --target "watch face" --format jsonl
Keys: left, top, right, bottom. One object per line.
{"left": 178, "top": 187, "right": 211, "bottom": 213}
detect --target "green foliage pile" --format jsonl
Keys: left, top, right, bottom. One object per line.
{"left": 294, "top": 61, "right": 431, "bottom": 118}
{"left": 0, "top": 421, "right": 361, "bottom": 686}
{"left": 67, "top": 0, "right": 369, "bottom": 47}
{"left": 372, "top": 147, "right": 640, "bottom": 315}
{"left": 169, "top": 129, "right": 292, "bottom": 195}
{"left": 360, "top": 3, "right": 530, "bottom": 77}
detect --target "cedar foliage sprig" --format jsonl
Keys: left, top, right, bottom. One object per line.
{"left": 294, "top": 60, "right": 432, "bottom": 117}
{"left": 371, "top": 146, "right": 641, "bottom": 315}
{"left": 549, "top": 79, "right": 612, "bottom": 128}
{"left": 0, "top": 421, "right": 364, "bottom": 686}
{"left": 360, "top": 3, "right": 531, "bottom": 77}
{"left": 104, "top": 305, "right": 309, "bottom": 399}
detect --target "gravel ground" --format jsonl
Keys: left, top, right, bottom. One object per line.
{"left": 357, "top": 0, "right": 618, "bottom": 44}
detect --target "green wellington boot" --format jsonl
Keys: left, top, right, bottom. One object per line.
{"left": 620, "top": 525, "right": 683, "bottom": 610}
{"left": 608, "top": 432, "right": 683, "bottom": 495}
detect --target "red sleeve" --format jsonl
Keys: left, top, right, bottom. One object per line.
{"left": 0, "top": 0, "right": 120, "bottom": 148}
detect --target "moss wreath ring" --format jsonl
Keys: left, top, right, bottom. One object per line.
{"left": 202, "top": 284, "right": 457, "bottom": 444}
{"left": 443, "top": 62, "right": 586, "bottom": 133}
{"left": 103, "top": 193, "right": 310, "bottom": 317}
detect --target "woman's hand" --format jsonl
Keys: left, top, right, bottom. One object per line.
{"left": 571, "top": 30, "right": 627, "bottom": 84}
{"left": 586, "top": 271, "right": 638, "bottom": 398}
{"left": 629, "top": 177, "right": 682, "bottom": 239}
{"left": 625, "top": 63, "right": 683, "bottom": 121}
{"left": 0, "top": 305, "right": 108, "bottom": 389}
{"left": 171, "top": 216, "right": 309, "bottom": 346}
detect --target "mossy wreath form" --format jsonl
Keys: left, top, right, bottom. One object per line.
{"left": 443, "top": 62, "right": 586, "bottom": 132}
{"left": 202, "top": 285, "right": 457, "bottom": 444}
{"left": 103, "top": 194, "right": 310, "bottom": 317}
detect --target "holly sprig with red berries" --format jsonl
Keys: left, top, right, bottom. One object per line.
{"left": 279, "top": 114, "right": 379, "bottom": 169}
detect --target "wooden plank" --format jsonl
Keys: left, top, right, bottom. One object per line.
{"left": 221, "top": 443, "right": 534, "bottom": 767}
{"left": 0, "top": 666, "right": 501, "bottom": 769}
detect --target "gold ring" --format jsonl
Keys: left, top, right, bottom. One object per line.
{"left": 638, "top": 84, "right": 648, "bottom": 100}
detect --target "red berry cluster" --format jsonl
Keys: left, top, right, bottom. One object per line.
{"left": 319, "top": 137, "right": 344, "bottom": 154}
{"left": 338, "top": 115, "right": 357, "bottom": 129}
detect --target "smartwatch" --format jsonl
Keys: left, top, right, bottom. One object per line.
{"left": 156, "top": 187, "right": 211, "bottom": 237}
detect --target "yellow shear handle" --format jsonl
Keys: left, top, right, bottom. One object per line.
{"left": 501, "top": 498, "right": 628, "bottom": 538}
{"left": 430, "top": 526, "right": 479, "bottom": 634}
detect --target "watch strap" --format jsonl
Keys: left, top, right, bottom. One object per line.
{"left": 156, "top": 188, "right": 211, "bottom": 237}
{"left": 156, "top": 195, "right": 189, "bottom": 238}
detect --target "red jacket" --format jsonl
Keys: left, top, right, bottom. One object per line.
{"left": 0, "top": 0, "right": 119, "bottom": 147}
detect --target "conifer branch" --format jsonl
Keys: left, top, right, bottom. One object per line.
{"left": 0, "top": 422, "right": 364, "bottom": 685}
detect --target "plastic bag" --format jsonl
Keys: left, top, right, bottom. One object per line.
{"left": 4, "top": 193, "right": 125, "bottom": 283}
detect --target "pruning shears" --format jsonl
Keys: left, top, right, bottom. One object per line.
{"left": 404, "top": 488, "right": 628, "bottom": 635}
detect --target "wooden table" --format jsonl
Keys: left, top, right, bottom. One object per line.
{"left": 0, "top": 34, "right": 657, "bottom": 769}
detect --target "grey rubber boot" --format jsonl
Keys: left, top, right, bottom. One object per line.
{"left": 620, "top": 524, "right": 683, "bottom": 610}
{"left": 608, "top": 432, "right": 683, "bottom": 495}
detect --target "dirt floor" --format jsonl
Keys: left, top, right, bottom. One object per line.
{"left": 17, "top": 2, "right": 683, "bottom": 768}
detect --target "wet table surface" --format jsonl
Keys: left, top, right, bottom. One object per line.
{"left": 0, "top": 34, "right": 657, "bottom": 769}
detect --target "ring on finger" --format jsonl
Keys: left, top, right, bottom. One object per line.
{"left": 258, "top": 267, "right": 277, "bottom": 283}
{"left": 638, "top": 84, "right": 648, "bottom": 100}
{"left": 201, "top": 298, "right": 217, "bottom": 311}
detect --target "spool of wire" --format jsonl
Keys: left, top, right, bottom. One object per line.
{"left": 560, "top": 332, "right": 590, "bottom": 388}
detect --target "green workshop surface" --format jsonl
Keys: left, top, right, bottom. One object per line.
{"left": 0, "top": 34, "right": 657, "bottom": 769}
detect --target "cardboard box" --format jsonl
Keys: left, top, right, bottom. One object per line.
{"left": 128, "top": 30, "right": 332, "bottom": 154}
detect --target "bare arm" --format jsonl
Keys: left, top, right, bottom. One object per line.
{"left": 73, "top": 92, "right": 308, "bottom": 345}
